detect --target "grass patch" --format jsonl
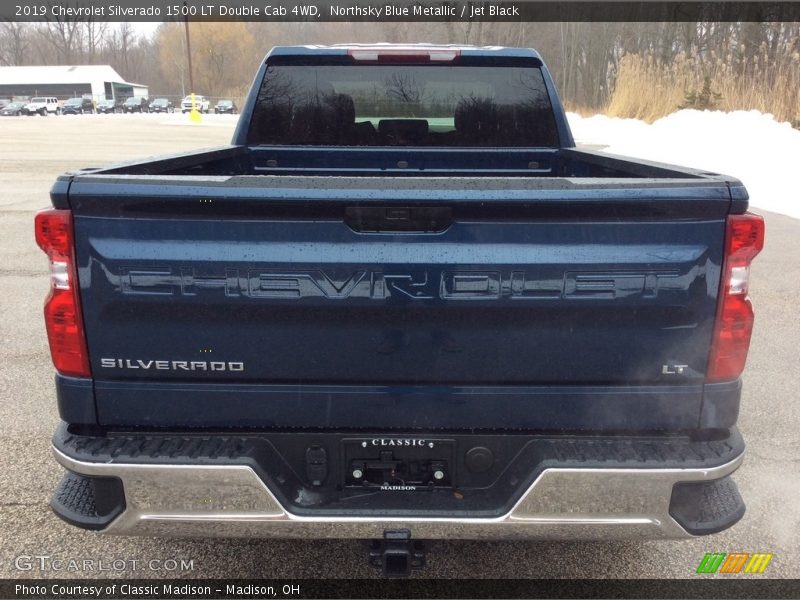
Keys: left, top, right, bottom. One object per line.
{"left": 606, "top": 48, "right": 800, "bottom": 125}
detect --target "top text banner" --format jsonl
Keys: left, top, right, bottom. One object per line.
{"left": 6, "top": 1, "right": 800, "bottom": 22}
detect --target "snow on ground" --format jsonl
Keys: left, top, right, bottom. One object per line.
{"left": 567, "top": 109, "right": 800, "bottom": 219}
{"left": 158, "top": 112, "right": 239, "bottom": 127}
{"left": 55, "top": 111, "right": 239, "bottom": 127}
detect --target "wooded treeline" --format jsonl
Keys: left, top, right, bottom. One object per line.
{"left": 1, "top": 21, "right": 798, "bottom": 121}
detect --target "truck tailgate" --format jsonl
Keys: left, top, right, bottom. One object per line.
{"left": 66, "top": 175, "right": 732, "bottom": 429}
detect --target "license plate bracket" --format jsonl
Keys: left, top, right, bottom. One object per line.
{"left": 342, "top": 437, "right": 456, "bottom": 490}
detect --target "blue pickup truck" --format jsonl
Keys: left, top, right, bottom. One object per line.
{"left": 37, "top": 45, "right": 764, "bottom": 575}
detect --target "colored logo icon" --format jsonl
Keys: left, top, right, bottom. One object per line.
{"left": 696, "top": 552, "right": 773, "bottom": 574}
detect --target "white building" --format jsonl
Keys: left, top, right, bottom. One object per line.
{"left": 0, "top": 65, "right": 148, "bottom": 101}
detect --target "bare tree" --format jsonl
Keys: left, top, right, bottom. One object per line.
{"left": 0, "top": 22, "right": 31, "bottom": 65}
{"left": 83, "top": 20, "right": 108, "bottom": 63}
{"left": 385, "top": 72, "right": 424, "bottom": 103}
{"left": 39, "top": 13, "right": 82, "bottom": 63}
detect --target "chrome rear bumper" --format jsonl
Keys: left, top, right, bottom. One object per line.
{"left": 53, "top": 446, "right": 743, "bottom": 540}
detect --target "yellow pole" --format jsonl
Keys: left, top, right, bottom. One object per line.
{"left": 189, "top": 91, "right": 201, "bottom": 123}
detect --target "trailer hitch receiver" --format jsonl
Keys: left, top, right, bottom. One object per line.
{"left": 369, "top": 529, "right": 426, "bottom": 577}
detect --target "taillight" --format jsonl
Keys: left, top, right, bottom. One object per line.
{"left": 707, "top": 213, "right": 765, "bottom": 382}
{"left": 35, "top": 209, "right": 91, "bottom": 378}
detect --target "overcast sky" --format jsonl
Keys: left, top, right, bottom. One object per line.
{"left": 130, "top": 22, "right": 162, "bottom": 39}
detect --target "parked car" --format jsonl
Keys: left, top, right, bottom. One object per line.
{"left": 61, "top": 97, "right": 95, "bottom": 115}
{"left": 214, "top": 99, "right": 237, "bottom": 114}
{"left": 96, "top": 99, "right": 121, "bottom": 114}
{"left": 122, "top": 97, "right": 149, "bottom": 113}
{"left": 181, "top": 95, "right": 210, "bottom": 113}
{"left": 149, "top": 98, "right": 174, "bottom": 113}
{"left": 1, "top": 101, "right": 26, "bottom": 116}
{"left": 23, "top": 96, "right": 59, "bottom": 116}
{"left": 40, "top": 45, "right": 764, "bottom": 577}
{"left": 0, "top": 99, "right": 11, "bottom": 110}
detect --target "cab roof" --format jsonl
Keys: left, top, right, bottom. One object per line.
{"left": 266, "top": 44, "right": 544, "bottom": 62}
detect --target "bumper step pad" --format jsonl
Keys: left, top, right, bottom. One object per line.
{"left": 669, "top": 476, "right": 746, "bottom": 535}
{"left": 51, "top": 472, "right": 125, "bottom": 530}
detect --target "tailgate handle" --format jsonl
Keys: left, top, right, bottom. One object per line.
{"left": 345, "top": 206, "right": 452, "bottom": 233}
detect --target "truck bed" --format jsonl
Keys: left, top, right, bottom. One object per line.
{"left": 71, "top": 145, "right": 741, "bottom": 180}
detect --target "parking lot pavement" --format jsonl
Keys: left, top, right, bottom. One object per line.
{"left": 0, "top": 114, "right": 797, "bottom": 579}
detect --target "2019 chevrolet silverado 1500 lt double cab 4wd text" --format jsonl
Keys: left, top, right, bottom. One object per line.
{"left": 37, "top": 45, "right": 763, "bottom": 575}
